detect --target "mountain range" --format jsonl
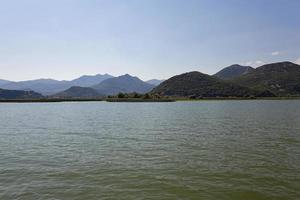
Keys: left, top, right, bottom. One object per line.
{"left": 230, "top": 62, "right": 300, "bottom": 96}
{"left": 0, "top": 74, "right": 114, "bottom": 95}
{"left": 1, "top": 61, "right": 300, "bottom": 99}
{"left": 152, "top": 61, "right": 300, "bottom": 98}
{"left": 151, "top": 71, "right": 273, "bottom": 98}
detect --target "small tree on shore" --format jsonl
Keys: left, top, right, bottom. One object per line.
{"left": 118, "top": 93, "right": 125, "bottom": 98}
{"left": 143, "top": 93, "right": 151, "bottom": 99}
{"left": 133, "top": 92, "right": 141, "bottom": 98}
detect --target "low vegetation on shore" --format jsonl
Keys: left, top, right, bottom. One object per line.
{"left": 106, "top": 92, "right": 175, "bottom": 102}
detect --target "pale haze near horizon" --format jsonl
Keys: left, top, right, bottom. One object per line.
{"left": 0, "top": 0, "right": 299, "bottom": 81}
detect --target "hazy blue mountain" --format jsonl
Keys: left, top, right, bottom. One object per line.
{"left": 232, "top": 61, "right": 300, "bottom": 96}
{"left": 0, "top": 88, "right": 43, "bottom": 99}
{"left": 214, "top": 64, "right": 254, "bottom": 80}
{"left": 1, "top": 79, "right": 72, "bottom": 95}
{"left": 0, "top": 79, "right": 12, "bottom": 86}
{"left": 92, "top": 74, "right": 155, "bottom": 95}
{"left": 53, "top": 86, "right": 102, "bottom": 98}
{"left": 146, "top": 79, "right": 164, "bottom": 86}
{"left": 1, "top": 74, "right": 113, "bottom": 95}
{"left": 151, "top": 71, "right": 274, "bottom": 98}
{"left": 70, "top": 74, "right": 114, "bottom": 87}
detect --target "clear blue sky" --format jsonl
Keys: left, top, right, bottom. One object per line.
{"left": 0, "top": 0, "right": 299, "bottom": 81}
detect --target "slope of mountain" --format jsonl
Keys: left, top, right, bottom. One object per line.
{"left": 1, "top": 74, "right": 113, "bottom": 95}
{"left": 53, "top": 86, "right": 102, "bottom": 98}
{"left": 92, "top": 74, "right": 155, "bottom": 95}
{"left": 70, "top": 74, "right": 114, "bottom": 87}
{"left": 151, "top": 71, "right": 273, "bottom": 97}
{"left": 232, "top": 62, "right": 300, "bottom": 96}
{"left": 146, "top": 79, "right": 164, "bottom": 86}
{"left": 0, "top": 79, "right": 12, "bottom": 86}
{"left": 0, "top": 88, "right": 43, "bottom": 99}
{"left": 214, "top": 64, "right": 254, "bottom": 80}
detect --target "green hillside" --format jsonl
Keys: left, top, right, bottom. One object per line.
{"left": 151, "top": 71, "right": 273, "bottom": 98}
{"left": 232, "top": 62, "right": 300, "bottom": 96}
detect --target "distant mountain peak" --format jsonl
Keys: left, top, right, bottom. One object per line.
{"left": 146, "top": 79, "right": 165, "bottom": 86}
{"left": 214, "top": 64, "right": 254, "bottom": 80}
{"left": 69, "top": 73, "right": 114, "bottom": 88}
{"left": 92, "top": 74, "right": 155, "bottom": 95}
{"left": 120, "top": 74, "right": 136, "bottom": 78}
{"left": 228, "top": 64, "right": 249, "bottom": 68}
{"left": 120, "top": 74, "right": 132, "bottom": 77}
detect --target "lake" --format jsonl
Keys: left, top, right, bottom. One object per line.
{"left": 0, "top": 101, "right": 299, "bottom": 200}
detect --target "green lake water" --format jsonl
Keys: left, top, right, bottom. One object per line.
{"left": 0, "top": 101, "right": 299, "bottom": 200}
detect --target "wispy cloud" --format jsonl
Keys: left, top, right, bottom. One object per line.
{"left": 296, "top": 58, "right": 300, "bottom": 65}
{"left": 271, "top": 51, "right": 280, "bottom": 56}
{"left": 245, "top": 60, "right": 265, "bottom": 67}
{"left": 255, "top": 60, "right": 264, "bottom": 65}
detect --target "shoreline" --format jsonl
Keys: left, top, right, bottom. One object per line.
{"left": 106, "top": 98, "right": 175, "bottom": 102}
{"left": 175, "top": 97, "right": 300, "bottom": 101}
{"left": 0, "top": 97, "right": 300, "bottom": 103}
{"left": 0, "top": 98, "right": 105, "bottom": 103}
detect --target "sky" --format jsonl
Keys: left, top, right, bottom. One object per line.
{"left": 0, "top": 0, "right": 299, "bottom": 81}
